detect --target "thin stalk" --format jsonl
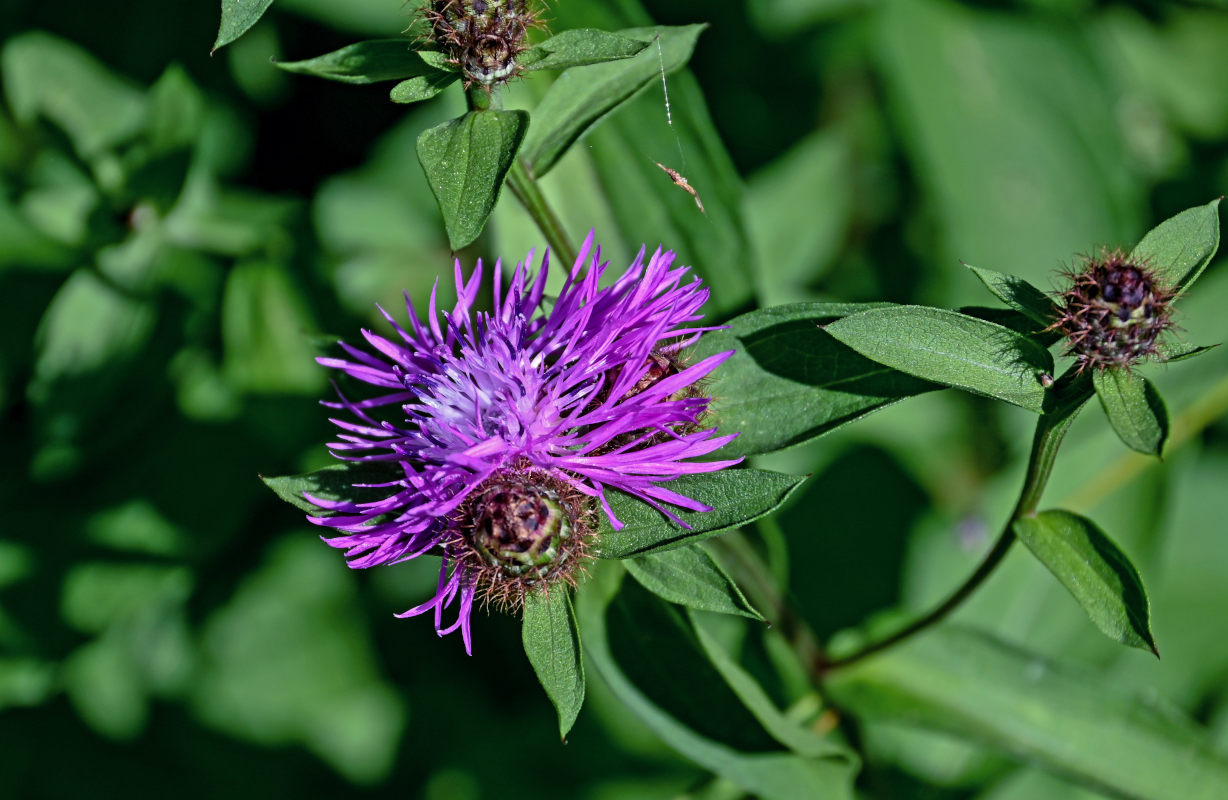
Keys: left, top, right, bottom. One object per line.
{"left": 820, "top": 370, "right": 1093, "bottom": 672}
{"left": 464, "top": 86, "right": 577, "bottom": 267}
{"left": 506, "top": 161, "right": 576, "bottom": 267}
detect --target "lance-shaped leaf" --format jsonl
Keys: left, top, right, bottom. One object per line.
{"left": 1158, "top": 341, "right": 1218, "bottom": 363}
{"left": 598, "top": 470, "right": 807, "bottom": 559}
{"left": 823, "top": 305, "right": 1054, "bottom": 413}
{"left": 1129, "top": 197, "right": 1222, "bottom": 296}
{"left": 576, "top": 572, "right": 857, "bottom": 800}
{"left": 417, "top": 109, "right": 528, "bottom": 249}
{"left": 213, "top": 0, "right": 275, "bottom": 53}
{"left": 520, "top": 29, "right": 649, "bottom": 72}
{"left": 522, "top": 589, "right": 584, "bottom": 740}
{"left": 275, "top": 41, "right": 441, "bottom": 85}
{"left": 691, "top": 303, "right": 936, "bottom": 458}
{"left": 520, "top": 24, "right": 703, "bottom": 176}
{"left": 826, "top": 628, "right": 1226, "bottom": 799}
{"left": 389, "top": 70, "right": 461, "bottom": 105}
{"left": 963, "top": 263, "right": 1056, "bottom": 325}
{"left": 1013, "top": 509, "right": 1158, "bottom": 656}
{"left": 1093, "top": 368, "right": 1169, "bottom": 457}
{"left": 261, "top": 462, "right": 400, "bottom": 514}
{"left": 625, "top": 545, "right": 761, "bottom": 620}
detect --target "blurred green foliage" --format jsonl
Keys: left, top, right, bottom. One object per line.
{"left": 2, "top": 0, "right": 1227, "bottom": 798}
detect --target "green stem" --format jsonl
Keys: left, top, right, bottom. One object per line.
{"left": 820, "top": 370, "right": 1093, "bottom": 672}
{"left": 506, "top": 161, "right": 577, "bottom": 268}
{"left": 463, "top": 87, "right": 577, "bottom": 267}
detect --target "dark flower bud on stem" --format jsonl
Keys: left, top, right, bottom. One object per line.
{"left": 425, "top": 0, "right": 537, "bottom": 88}
{"left": 1051, "top": 251, "right": 1175, "bottom": 372}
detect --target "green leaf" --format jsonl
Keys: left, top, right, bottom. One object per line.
{"left": 1093, "top": 368, "right": 1169, "bottom": 457}
{"left": 2, "top": 32, "right": 146, "bottom": 158}
{"left": 1013, "top": 509, "right": 1158, "bottom": 655}
{"left": 825, "top": 627, "right": 1226, "bottom": 799}
{"left": 260, "top": 462, "right": 401, "bottom": 514}
{"left": 1158, "top": 341, "right": 1219, "bottom": 363}
{"left": 520, "top": 29, "right": 650, "bottom": 72}
{"left": 521, "top": 24, "right": 703, "bottom": 176}
{"left": 625, "top": 546, "right": 762, "bottom": 620}
{"left": 522, "top": 589, "right": 584, "bottom": 740}
{"left": 964, "top": 263, "right": 1056, "bottom": 325}
{"left": 389, "top": 69, "right": 460, "bottom": 104}
{"left": 598, "top": 470, "right": 807, "bottom": 559}
{"left": 417, "top": 110, "right": 528, "bottom": 249}
{"left": 1130, "top": 198, "right": 1222, "bottom": 295}
{"left": 823, "top": 306, "right": 1054, "bottom": 413}
{"left": 691, "top": 303, "right": 936, "bottom": 458}
{"left": 576, "top": 569, "right": 857, "bottom": 800}
{"left": 213, "top": 0, "right": 276, "bottom": 53}
{"left": 275, "top": 40, "right": 438, "bottom": 84}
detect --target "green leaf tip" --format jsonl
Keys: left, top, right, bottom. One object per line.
{"left": 1129, "top": 197, "right": 1222, "bottom": 297}
{"left": 417, "top": 109, "right": 529, "bottom": 249}
{"left": 1092, "top": 368, "right": 1169, "bottom": 457}
{"left": 625, "top": 546, "right": 763, "bottom": 621}
{"left": 1013, "top": 509, "right": 1158, "bottom": 657}
{"left": 213, "top": 0, "right": 276, "bottom": 53}
{"left": 522, "top": 589, "right": 585, "bottom": 740}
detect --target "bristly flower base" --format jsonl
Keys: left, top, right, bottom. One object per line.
{"left": 425, "top": 0, "right": 540, "bottom": 88}
{"left": 1051, "top": 250, "right": 1175, "bottom": 373}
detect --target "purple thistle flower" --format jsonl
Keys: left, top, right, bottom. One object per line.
{"left": 307, "top": 233, "right": 740, "bottom": 653}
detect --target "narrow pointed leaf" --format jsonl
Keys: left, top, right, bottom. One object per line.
{"left": 1158, "top": 341, "right": 1219, "bottom": 363}
{"left": 964, "top": 263, "right": 1056, "bottom": 325}
{"left": 522, "top": 590, "right": 584, "bottom": 740}
{"left": 520, "top": 24, "right": 703, "bottom": 177}
{"left": 1013, "top": 509, "right": 1158, "bottom": 655}
{"left": 417, "top": 109, "right": 528, "bottom": 249}
{"left": 827, "top": 627, "right": 1227, "bottom": 800}
{"left": 823, "top": 305, "right": 1054, "bottom": 412}
{"left": 691, "top": 302, "right": 936, "bottom": 458}
{"left": 1093, "top": 368, "right": 1169, "bottom": 456}
{"left": 275, "top": 41, "right": 437, "bottom": 85}
{"left": 260, "top": 462, "right": 400, "bottom": 514}
{"left": 625, "top": 546, "right": 761, "bottom": 620}
{"left": 598, "top": 470, "right": 807, "bottom": 559}
{"left": 1129, "top": 198, "right": 1222, "bottom": 295}
{"left": 214, "top": 0, "right": 275, "bottom": 53}
{"left": 520, "top": 29, "right": 649, "bottom": 72}
{"left": 389, "top": 70, "right": 460, "bottom": 104}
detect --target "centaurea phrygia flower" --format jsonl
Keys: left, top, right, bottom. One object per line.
{"left": 308, "top": 234, "right": 739, "bottom": 653}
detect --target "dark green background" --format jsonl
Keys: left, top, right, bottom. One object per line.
{"left": 2, "top": 0, "right": 1227, "bottom": 797}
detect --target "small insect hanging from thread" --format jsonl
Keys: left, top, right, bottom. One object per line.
{"left": 654, "top": 162, "right": 705, "bottom": 214}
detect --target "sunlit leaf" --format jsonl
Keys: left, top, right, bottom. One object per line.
{"left": 625, "top": 546, "right": 762, "bottom": 620}
{"left": 417, "top": 109, "right": 528, "bottom": 249}
{"left": 1129, "top": 197, "right": 1222, "bottom": 296}
{"left": 275, "top": 40, "right": 438, "bottom": 84}
{"left": 520, "top": 29, "right": 649, "bottom": 72}
{"left": 598, "top": 470, "right": 807, "bottom": 559}
{"left": 1014, "top": 510, "right": 1158, "bottom": 655}
{"left": 522, "top": 590, "right": 584, "bottom": 740}
{"left": 824, "top": 306, "right": 1053, "bottom": 412}
{"left": 214, "top": 0, "right": 276, "bottom": 53}
{"left": 1093, "top": 368, "right": 1169, "bottom": 457}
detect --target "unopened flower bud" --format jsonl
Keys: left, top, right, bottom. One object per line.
{"left": 426, "top": 0, "right": 536, "bottom": 88}
{"left": 1052, "top": 251, "right": 1175, "bottom": 372}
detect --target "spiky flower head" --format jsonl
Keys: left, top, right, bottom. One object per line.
{"left": 308, "top": 234, "right": 739, "bottom": 652}
{"left": 1052, "top": 250, "right": 1175, "bottom": 372}
{"left": 425, "top": 0, "right": 538, "bottom": 88}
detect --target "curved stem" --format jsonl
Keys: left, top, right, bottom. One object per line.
{"left": 820, "top": 370, "right": 1093, "bottom": 672}
{"left": 506, "top": 161, "right": 577, "bottom": 268}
